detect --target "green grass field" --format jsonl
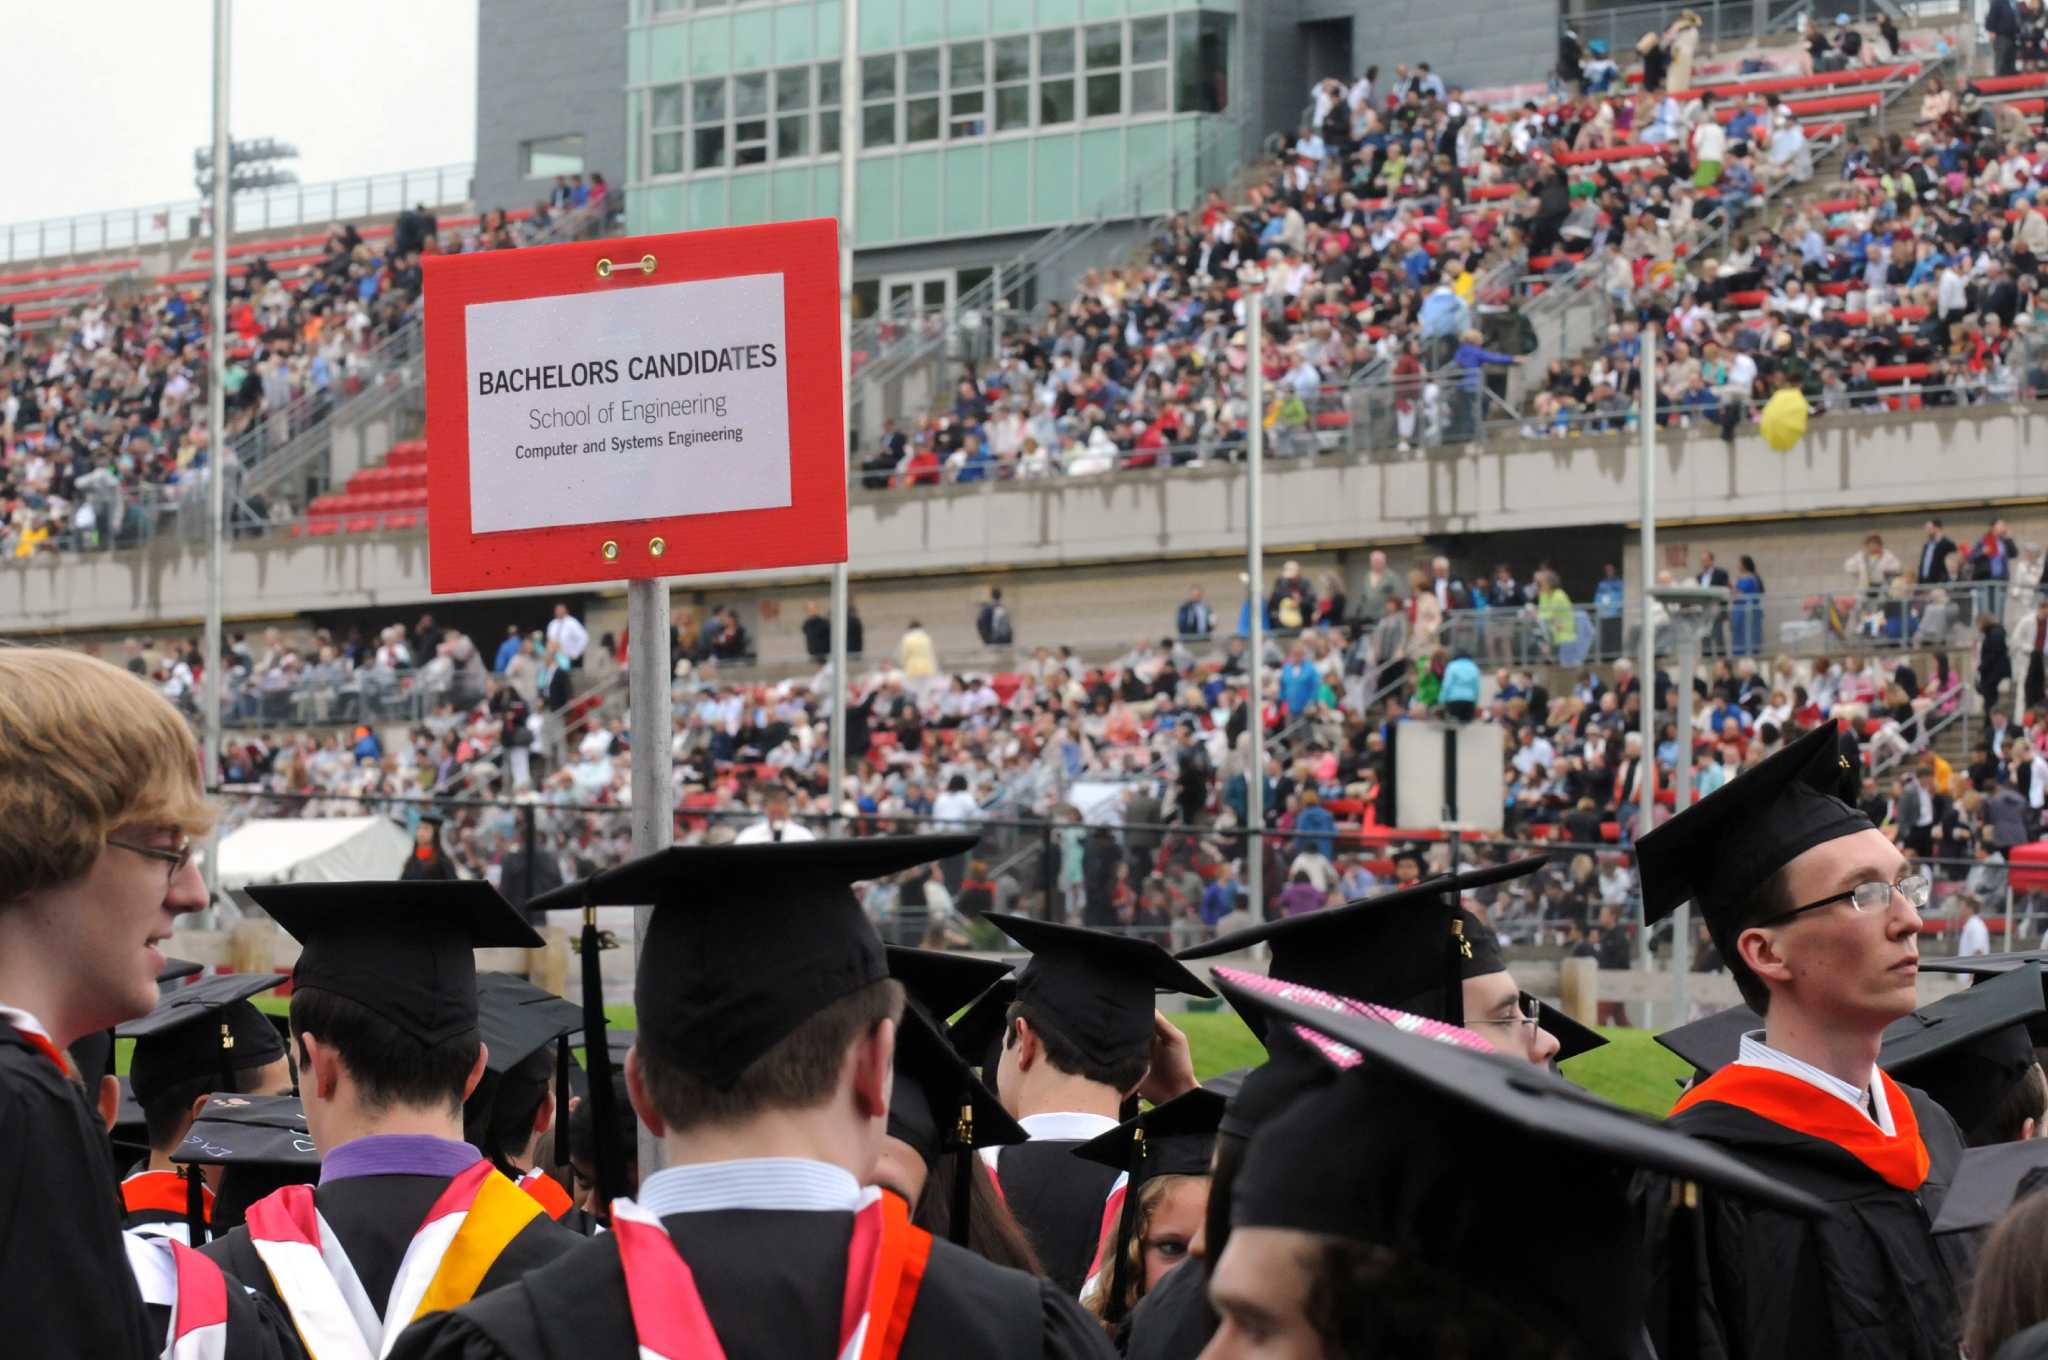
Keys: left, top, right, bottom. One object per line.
{"left": 212, "top": 994, "right": 1688, "bottom": 1119}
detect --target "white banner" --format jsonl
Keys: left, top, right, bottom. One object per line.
{"left": 462, "top": 272, "right": 792, "bottom": 534}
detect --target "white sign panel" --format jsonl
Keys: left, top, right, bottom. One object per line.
{"left": 462, "top": 272, "right": 792, "bottom": 534}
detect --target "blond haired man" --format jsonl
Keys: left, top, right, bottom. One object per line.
{"left": 0, "top": 649, "right": 214, "bottom": 1358}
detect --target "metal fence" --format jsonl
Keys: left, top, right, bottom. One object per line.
{"left": 1, "top": 163, "right": 475, "bottom": 266}
{"left": 207, "top": 789, "right": 2040, "bottom": 960}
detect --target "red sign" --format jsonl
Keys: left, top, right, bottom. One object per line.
{"left": 421, "top": 219, "right": 846, "bottom": 594}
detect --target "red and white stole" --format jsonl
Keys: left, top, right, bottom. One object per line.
{"left": 609, "top": 1184, "right": 932, "bottom": 1360}
{"left": 124, "top": 1232, "right": 229, "bottom": 1360}
{"left": 978, "top": 1144, "right": 1128, "bottom": 1299}
{"left": 244, "top": 1159, "right": 542, "bottom": 1359}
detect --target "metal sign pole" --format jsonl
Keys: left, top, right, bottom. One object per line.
{"left": 627, "top": 577, "right": 672, "bottom": 1178}
{"left": 829, "top": 0, "right": 857, "bottom": 837}
{"left": 1669, "top": 617, "right": 1697, "bottom": 1027}
{"left": 202, "top": 0, "right": 231, "bottom": 914}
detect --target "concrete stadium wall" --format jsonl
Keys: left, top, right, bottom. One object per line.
{"left": 2, "top": 407, "right": 2038, "bottom": 642}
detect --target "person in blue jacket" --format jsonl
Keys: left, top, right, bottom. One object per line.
{"left": 1440, "top": 648, "right": 1482, "bottom": 721}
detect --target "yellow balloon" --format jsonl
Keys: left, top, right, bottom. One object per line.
{"left": 1760, "top": 388, "right": 1808, "bottom": 452}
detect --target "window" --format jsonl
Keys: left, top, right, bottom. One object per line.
{"left": 1039, "top": 29, "right": 1074, "bottom": 126}
{"left": 949, "top": 41, "right": 986, "bottom": 138}
{"left": 648, "top": 87, "right": 684, "bottom": 175}
{"left": 692, "top": 78, "right": 728, "bottom": 168}
{"left": 862, "top": 53, "right": 896, "bottom": 147}
{"left": 1130, "top": 17, "right": 1170, "bottom": 115}
{"left": 818, "top": 60, "right": 841, "bottom": 154}
{"left": 994, "top": 36, "right": 1031, "bottom": 132}
{"left": 522, "top": 134, "right": 586, "bottom": 178}
{"left": 1175, "top": 12, "right": 1232, "bottom": 114}
{"left": 776, "top": 65, "right": 810, "bottom": 159}
{"left": 904, "top": 47, "right": 940, "bottom": 143}
{"left": 1084, "top": 24, "right": 1121, "bottom": 117}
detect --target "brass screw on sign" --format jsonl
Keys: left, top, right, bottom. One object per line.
{"left": 602, "top": 540, "right": 619, "bottom": 561}
{"left": 649, "top": 537, "right": 667, "bottom": 558}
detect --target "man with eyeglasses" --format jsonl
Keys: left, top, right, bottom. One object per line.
{"left": 0, "top": 649, "right": 215, "bottom": 1360}
{"left": 1635, "top": 721, "right": 1970, "bottom": 1360}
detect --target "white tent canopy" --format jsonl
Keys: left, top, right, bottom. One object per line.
{"left": 216, "top": 816, "right": 413, "bottom": 890}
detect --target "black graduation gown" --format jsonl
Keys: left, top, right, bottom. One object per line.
{"left": 0, "top": 1020, "right": 159, "bottom": 1360}
{"left": 1656, "top": 1082, "right": 1971, "bottom": 1360}
{"left": 204, "top": 1172, "right": 581, "bottom": 1329}
{"left": 992, "top": 1140, "right": 1123, "bottom": 1297}
{"left": 384, "top": 1208, "right": 1119, "bottom": 1360}
{"left": 1120, "top": 1254, "right": 1213, "bottom": 1360}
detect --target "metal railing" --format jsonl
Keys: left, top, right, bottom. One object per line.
{"left": 1, "top": 162, "right": 475, "bottom": 266}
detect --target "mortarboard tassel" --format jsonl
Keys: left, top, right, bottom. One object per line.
{"left": 1104, "top": 1127, "right": 1146, "bottom": 1327}
{"left": 554, "top": 1034, "right": 573, "bottom": 1187}
{"left": 950, "top": 1100, "right": 974, "bottom": 1246}
{"left": 580, "top": 904, "right": 626, "bottom": 1224}
{"left": 1665, "top": 1179, "right": 1699, "bottom": 1360}
{"left": 1446, "top": 914, "right": 1470, "bottom": 1027}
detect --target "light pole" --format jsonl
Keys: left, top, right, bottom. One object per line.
{"left": 1244, "top": 267, "right": 1266, "bottom": 923}
{"left": 829, "top": 0, "right": 858, "bottom": 835}
{"left": 1650, "top": 585, "right": 1725, "bottom": 1025}
{"left": 202, "top": 0, "right": 231, "bottom": 912}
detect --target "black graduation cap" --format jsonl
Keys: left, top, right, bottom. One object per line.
{"left": 985, "top": 913, "right": 1214, "bottom": 1071}
{"left": 1879, "top": 965, "right": 2048, "bottom": 1138}
{"left": 157, "top": 958, "right": 204, "bottom": 987}
{"left": 1215, "top": 978, "right": 1826, "bottom": 1358}
{"left": 1636, "top": 722, "right": 1872, "bottom": 931}
{"left": 1074, "top": 1086, "right": 1230, "bottom": 1325}
{"left": 245, "top": 880, "right": 544, "bottom": 1046}
{"left": 1654, "top": 1003, "right": 1763, "bottom": 1082}
{"left": 121, "top": 973, "right": 288, "bottom": 1107}
{"left": 475, "top": 972, "right": 584, "bottom": 1074}
{"left": 1181, "top": 860, "right": 1547, "bottom": 1029}
{"left": 887, "top": 1004, "right": 1026, "bottom": 1170}
{"left": 1930, "top": 1138, "right": 2048, "bottom": 1235}
{"left": 531, "top": 835, "right": 976, "bottom": 1090}
{"left": 886, "top": 946, "right": 1014, "bottom": 1025}
{"left": 67, "top": 1030, "right": 115, "bottom": 1086}
{"left": 1532, "top": 996, "right": 1609, "bottom": 1064}
{"left": 469, "top": 972, "right": 584, "bottom": 1183}
{"left": 171, "top": 1094, "right": 319, "bottom": 1170}
{"left": 945, "top": 976, "right": 1018, "bottom": 1072}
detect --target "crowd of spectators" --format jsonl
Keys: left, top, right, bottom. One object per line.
{"left": 0, "top": 186, "right": 614, "bottom": 560}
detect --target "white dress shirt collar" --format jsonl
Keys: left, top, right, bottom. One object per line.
{"left": 635, "top": 1157, "right": 864, "bottom": 1218}
{"left": 1735, "top": 1032, "right": 1894, "bottom": 1134}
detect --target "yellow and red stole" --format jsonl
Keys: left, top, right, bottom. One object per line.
{"left": 1672, "top": 1063, "right": 1932, "bottom": 1191}
{"left": 609, "top": 1184, "right": 932, "bottom": 1360}
{"left": 244, "top": 1159, "right": 543, "bottom": 1359}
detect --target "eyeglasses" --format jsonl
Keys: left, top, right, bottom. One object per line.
{"left": 106, "top": 835, "right": 195, "bottom": 878}
{"left": 1465, "top": 994, "right": 1542, "bottom": 1034}
{"left": 1758, "top": 873, "right": 1931, "bottom": 928}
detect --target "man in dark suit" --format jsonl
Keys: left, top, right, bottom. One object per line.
{"left": 1697, "top": 551, "right": 1733, "bottom": 655}
{"left": 1918, "top": 518, "right": 1958, "bottom": 585}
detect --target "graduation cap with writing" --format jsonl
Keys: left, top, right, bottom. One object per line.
{"left": 985, "top": 913, "right": 1214, "bottom": 1071}
{"left": 120, "top": 972, "right": 287, "bottom": 1106}
{"left": 245, "top": 880, "right": 543, "bottom": 1045}
{"left": 1180, "top": 858, "right": 1549, "bottom": 1030}
{"left": 1215, "top": 977, "right": 1826, "bottom": 1360}
{"left": 529, "top": 834, "right": 977, "bottom": 1089}
{"left": 1930, "top": 1138, "right": 2048, "bottom": 1236}
{"left": 1636, "top": 722, "right": 1872, "bottom": 936}
{"left": 172, "top": 1093, "right": 318, "bottom": 1172}
{"left": 1879, "top": 964, "right": 2048, "bottom": 1138}
{"left": 1655, "top": 1003, "right": 1764, "bottom": 1083}
{"left": 1074, "top": 1085, "right": 1230, "bottom": 1324}
{"left": 467, "top": 972, "right": 584, "bottom": 1180}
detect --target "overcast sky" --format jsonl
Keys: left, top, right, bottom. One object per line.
{"left": 2, "top": 1, "right": 477, "bottom": 225}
